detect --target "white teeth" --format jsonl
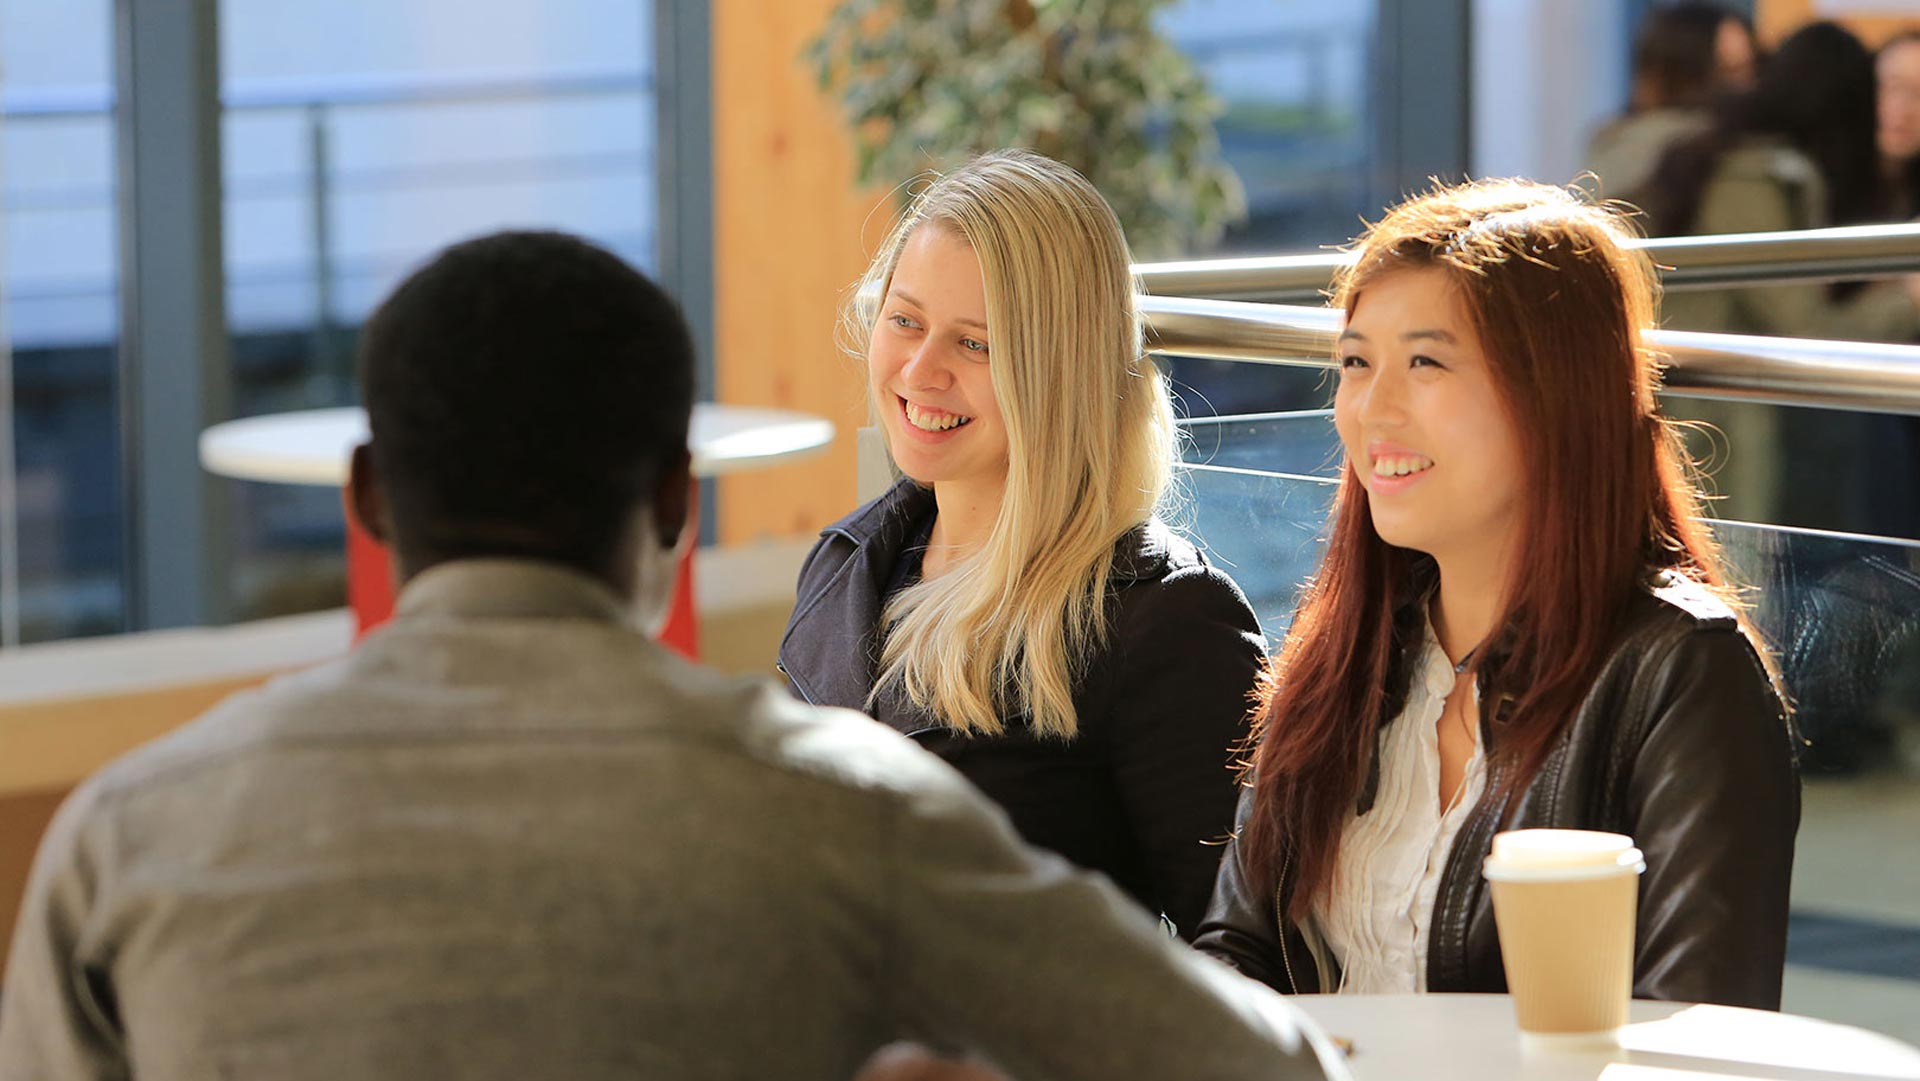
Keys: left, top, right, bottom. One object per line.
{"left": 1371, "top": 455, "right": 1433, "bottom": 478}
{"left": 905, "top": 400, "right": 973, "bottom": 433}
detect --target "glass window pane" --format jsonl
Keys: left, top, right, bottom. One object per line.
{"left": 1160, "top": 0, "right": 1379, "bottom": 254}
{"left": 217, "top": 0, "right": 655, "bottom": 620}
{"left": 1, "top": 1, "right": 126, "bottom": 644}
{"left": 1157, "top": 0, "right": 1377, "bottom": 418}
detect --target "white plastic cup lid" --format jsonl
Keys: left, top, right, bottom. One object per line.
{"left": 1484, "top": 829, "right": 1646, "bottom": 882}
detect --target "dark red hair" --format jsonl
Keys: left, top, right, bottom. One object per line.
{"left": 1241, "top": 179, "right": 1743, "bottom": 920}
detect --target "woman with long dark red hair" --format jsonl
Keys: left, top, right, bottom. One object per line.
{"left": 1193, "top": 179, "right": 1800, "bottom": 1009}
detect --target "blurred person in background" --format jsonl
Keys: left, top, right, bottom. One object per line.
{"left": 1639, "top": 21, "right": 1920, "bottom": 542}
{"left": 1643, "top": 23, "right": 1920, "bottom": 778}
{"left": 1586, "top": 1, "right": 1759, "bottom": 203}
{"left": 1876, "top": 29, "right": 1920, "bottom": 218}
{"left": 1643, "top": 21, "right": 1916, "bottom": 340}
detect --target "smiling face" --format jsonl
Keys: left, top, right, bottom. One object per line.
{"left": 1714, "top": 17, "right": 1757, "bottom": 92}
{"left": 867, "top": 225, "right": 1010, "bottom": 493}
{"left": 1334, "top": 267, "right": 1527, "bottom": 566}
{"left": 1880, "top": 39, "right": 1920, "bottom": 161}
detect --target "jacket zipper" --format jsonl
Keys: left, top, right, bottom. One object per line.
{"left": 774, "top": 661, "right": 815, "bottom": 705}
{"left": 777, "top": 658, "right": 940, "bottom": 738}
{"left": 1274, "top": 852, "right": 1299, "bottom": 994}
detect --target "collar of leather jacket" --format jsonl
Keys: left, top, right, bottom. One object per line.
{"left": 779, "top": 478, "right": 1175, "bottom": 710}
{"left": 818, "top": 477, "right": 1175, "bottom": 581}
{"left": 1353, "top": 561, "right": 1731, "bottom": 816}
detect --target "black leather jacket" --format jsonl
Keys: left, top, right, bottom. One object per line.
{"left": 1193, "top": 572, "right": 1801, "bottom": 1009}
{"left": 779, "top": 479, "right": 1265, "bottom": 937}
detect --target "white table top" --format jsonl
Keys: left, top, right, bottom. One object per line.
{"left": 1292, "top": 994, "right": 1920, "bottom": 1081}
{"left": 198, "top": 404, "right": 835, "bottom": 486}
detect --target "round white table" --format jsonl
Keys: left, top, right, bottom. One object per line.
{"left": 199, "top": 403, "right": 835, "bottom": 649}
{"left": 1292, "top": 994, "right": 1920, "bottom": 1081}
{"left": 199, "top": 404, "right": 836, "bottom": 486}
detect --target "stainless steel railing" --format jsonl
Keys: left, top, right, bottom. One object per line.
{"left": 1135, "top": 221, "right": 1920, "bottom": 303}
{"left": 1140, "top": 296, "right": 1920, "bottom": 416}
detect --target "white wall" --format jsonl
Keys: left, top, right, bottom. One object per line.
{"left": 1471, "top": 0, "right": 1630, "bottom": 186}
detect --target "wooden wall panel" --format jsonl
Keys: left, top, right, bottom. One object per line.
{"left": 1757, "top": 0, "right": 1920, "bottom": 48}
{"left": 0, "top": 676, "right": 268, "bottom": 793}
{"left": 0, "top": 788, "right": 69, "bottom": 975}
{"left": 712, "top": 0, "right": 891, "bottom": 543}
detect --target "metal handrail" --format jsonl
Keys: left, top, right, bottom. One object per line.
{"left": 1140, "top": 295, "right": 1920, "bottom": 416}
{"left": 0, "top": 70, "right": 650, "bottom": 119}
{"left": 4, "top": 71, "right": 654, "bottom": 364}
{"left": 1135, "top": 222, "right": 1920, "bottom": 302}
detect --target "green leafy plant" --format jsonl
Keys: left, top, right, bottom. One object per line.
{"left": 807, "top": 0, "right": 1247, "bottom": 257}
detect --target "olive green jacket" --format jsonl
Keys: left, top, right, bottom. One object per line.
{"left": 1661, "top": 137, "right": 1918, "bottom": 342}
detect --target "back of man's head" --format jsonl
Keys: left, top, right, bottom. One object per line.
{"left": 357, "top": 231, "right": 694, "bottom": 581}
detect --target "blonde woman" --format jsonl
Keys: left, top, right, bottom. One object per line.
{"left": 779, "top": 150, "right": 1263, "bottom": 938}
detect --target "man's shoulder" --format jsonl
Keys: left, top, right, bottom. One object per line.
{"left": 80, "top": 666, "right": 328, "bottom": 799}
{"left": 82, "top": 637, "right": 967, "bottom": 825}
{"left": 730, "top": 681, "right": 975, "bottom": 804}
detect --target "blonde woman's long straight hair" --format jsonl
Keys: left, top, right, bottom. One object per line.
{"left": 849, "top": 149, "right": 1177, "bottom": 740}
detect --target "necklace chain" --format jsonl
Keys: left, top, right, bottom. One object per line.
{"left": 1441, "top": 640, "right": 1484, "bottom": 813}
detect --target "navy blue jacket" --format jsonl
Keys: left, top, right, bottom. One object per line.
{"left": 779, "top": 479, "right": 1265, "bottom": 937}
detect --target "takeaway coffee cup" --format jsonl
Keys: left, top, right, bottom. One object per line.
{"left": 1483, "top": 829, "right": 1646, "bottom": 1046}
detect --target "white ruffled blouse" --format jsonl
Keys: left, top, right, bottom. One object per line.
{"left": 1313, "top": 620, "right": 1486, "bottom": 993}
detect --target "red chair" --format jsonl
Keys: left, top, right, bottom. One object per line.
{"left": 342, "top": 489, "right": 700, "bottom": 658}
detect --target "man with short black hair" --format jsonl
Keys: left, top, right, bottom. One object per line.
{"left": 356, "top": 230, "right": 696, "bottom": 592}
{"left": 0, "top": 232, "right": 1341, "bottom": 1081}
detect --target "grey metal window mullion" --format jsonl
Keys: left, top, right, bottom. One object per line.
{"left": 0, "top": 96, "right": 19, "bottom": 648}
{"left": 114, "top": 0, "right": 232, "bottom": 630}
{"left": 1373, "top": 0, "right": 1472, "bottom": 206}
{"left": 654, "top": 0, "right": 716, "bottom": 543}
